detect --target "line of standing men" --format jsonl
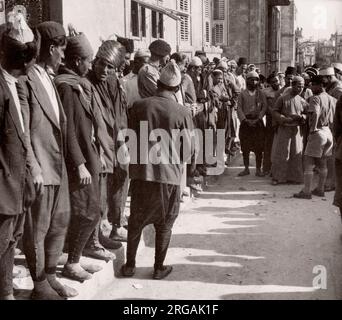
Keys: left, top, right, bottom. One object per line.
{"left": 0, "top": 17, "right": 133, "bottom": 300}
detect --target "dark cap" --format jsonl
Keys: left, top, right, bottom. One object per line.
{"left": 285, "top": 66, "right": 297, "bottom": 76}
{"left": 149, "top": 40, "right": 171, "bottom": 57}
{"left": 37, "top": 21, "right": 66, "bottom": 41}
{"left": 117, "top": 36, "right": 134, "bottom": 54}
{"left": 311, "top": 75, "right": 324, "bottom": 85}
{"left": 238, "top": 57, "right": 248, "bottom": 66}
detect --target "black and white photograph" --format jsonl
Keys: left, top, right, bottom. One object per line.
{"left": 0, "top": 0, "right": 342, "bottom": 308}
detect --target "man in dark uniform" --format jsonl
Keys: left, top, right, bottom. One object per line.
{"left": 121, "top": 60, "right": 195, "bottom": 280}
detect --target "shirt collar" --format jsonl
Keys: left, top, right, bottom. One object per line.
{"left": 0, "top": 66, "right": 18, "bottom": 85}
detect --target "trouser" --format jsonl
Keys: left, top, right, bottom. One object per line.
{"left": 334, "top": 159, "right": 342, "bottom": 208}
{"left": 87, "top": 173, "right": 111, "bottom": 247}
{"left": 23, "top": 186, "right": 70, "bottom": 281}
{"left": 0, "top": 214, "right": 25, "bottom": 297}
{"left": 263, "top": 115, "right": 275, "bottom": 173}
{"left": 243, "top": 151, "right": 263, "bottom": 170}
{"left": 107, "top": 170, "right": 129, "bottom": 228}
{"left": 67, "top": 180, "right": 101, "bottom": 264}
{"left": 126, "top": 180, "right": 180, "bottom": 270}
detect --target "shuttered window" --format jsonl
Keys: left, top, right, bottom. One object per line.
{"left": 213, "top": 0, "right": 225, "bottom": 20}
{"left": 213, "top": 23, "right": 224, "bottom": 44}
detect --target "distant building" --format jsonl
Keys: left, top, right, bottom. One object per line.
{"left": 3, "top": 0, "right": 222, "bottom": 59}
{"left": 212, "top": 0, "right": 295, "bottom": 75}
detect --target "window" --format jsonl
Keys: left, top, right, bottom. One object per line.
{"left": 213, "top": 23, "right": 223, "bottom": 44}
{"left": 131, "top": 0, "right": 139, "bottom": 37}
{"left": 152, "top": 10, "right": 157, "bottom": 38}
{"left": 159, "top": 13, "right": 164, "bottom": 39}
{"left": 204, "top": 0, "right": 210, "bottom": 18}
{"left": 205, "top": 21, "right": 210, "bottom": 43}
{"left": 213, "top": 0, "right": 225, "bottom": 20}
{"left": 141, "top": 6, "right": 146, "bottom": 37}
{"left": 151, "top": 10, "right": 164, "bottom": 39}
{"left": 180, "top": 16, "right": 189, "bottom": 41}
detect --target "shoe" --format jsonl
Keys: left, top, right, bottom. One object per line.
{"left": 238, "top": 169, "right": 250, "bottom": 177}
{"left": 182, "top": 190, "right": 190, "bottom": 197}
{"left": 312, "top": 189, "right": 325, "bottom": 197}
{"left": 153, "top": 266, "right": 173, "bottom": 280}
{"left": 121, "top": 264, "right": 136, "bottom": 277}
{"left": 189, "top": 183, "right": 202, "bottom": 192}
{"left": 99, "top": 233, "right": 123, "bottom": 250}
{"left": 263, "top": 171, "right": 270, "bottom": 177}
{"left": 62, "top": 266, "right": 92, "bottom": 283}
{"left": 110, "top": 227, "right": 128, "bottom": 243}
{"left": 293, "top": 191, "right": 312, "bottom": 200}
{"left": 80, "top": 263, "right": 103, "bottom": 274}
{"left": 255, "top": 170, "right": 265, "bottom": 177}
{"left": 325, "top": 186, "right": 335, "bottom": 192}
{"left": 31, "top": 280, "right": 65, "bottom": 300}
{"left": 83, "top": 246, "right": 116, "bottom": 262}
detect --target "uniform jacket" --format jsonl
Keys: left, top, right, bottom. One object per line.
{"left": 0, "top": 69, "right": 33, "bottom": 216}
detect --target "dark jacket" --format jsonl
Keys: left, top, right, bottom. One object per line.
{"left": 54, "top": 70, "right": 102, "bottom": 188}
{"left": 129, "top": 90, "right": 195, "bottom": 186}
{"left": 20, "top": 66, "right": 70, "bottom": 213}
{"left": 88, "top": 71, "right": 128, "bottom": 174}
{"left": 0, "top": 69, "right": 33, "bottom": 216}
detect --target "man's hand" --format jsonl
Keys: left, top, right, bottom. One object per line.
{"left": 33, "top": 174, "right": 44, "bottom": 197}
{"left": 78, "top": 164, "right": 92, "bottom": 186}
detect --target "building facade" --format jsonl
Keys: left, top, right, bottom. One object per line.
{"left": 212, "top": 0, "right": 295, "bottom": 75}
{"left": 2, "top": 0, "right": 222, "bottom": 59}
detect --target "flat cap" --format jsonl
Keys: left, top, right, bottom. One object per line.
{"left": 149, "top": 40, "right": 171, "bottom": 57}
{"left": 37, "top": 21, "right": 66, "bottom": 41}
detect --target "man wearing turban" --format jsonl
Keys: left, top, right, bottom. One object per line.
{"left": 88, "top": 40, "right": 130, "bottom": 245}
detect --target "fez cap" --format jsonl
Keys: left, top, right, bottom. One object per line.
{"left": 159, "top": 60, "right": 182, "bottom": 87}
{"left": 285, "top": 66, "right": 297, "bottom": 76}
{"left": 37, "top": 21, "right": 66, "bottom": 41}
{"left": 238, "top": 57, "right": 247, "bottom": 66}
{"left": 65, "top": 26, "right": 93, "bottom": 59}
{"left": 149, "top": 40, "right": 171, "bottom": 57}
{"left": 117, "top": 36, "right": 134, "bottom": 54}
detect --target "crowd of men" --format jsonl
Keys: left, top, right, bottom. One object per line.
{"left": 1, "top": 11, "right": 342, "bottom": 301}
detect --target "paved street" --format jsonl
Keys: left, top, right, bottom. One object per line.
{"left": 95, "top": 155, "right": 342, "bottom": 300}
